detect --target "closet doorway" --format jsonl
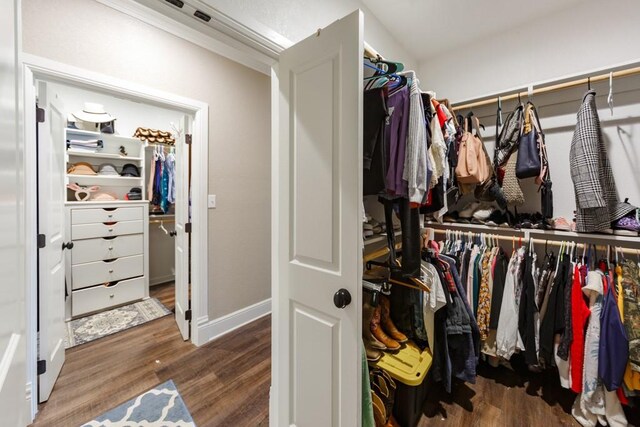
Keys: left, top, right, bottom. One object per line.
{"left": 24, "top": 55, "right": 210, "bottom": 408}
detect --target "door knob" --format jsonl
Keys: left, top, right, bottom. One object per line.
{"left": 333, "top": 288, "right": 352, "bottom": 309}
{"left": 62, "top": 241, "right": 74, "bottom": 250}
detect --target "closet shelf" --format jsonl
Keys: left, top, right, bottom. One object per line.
{"left": 67, "top": 174, "right": 142, "bottom": 185}
{"left": 364, "top": 230, "right": 401, "bottom": 247}
{"left": 67, "top": 150, "right": 143, "bottom": 162}
{"left": 66, "top": 128, "right": 140, "bottom": 145}
{"left": 65, "top": 200, "right": 149, "bottom": 206}
{"left": 426, "top": 222, "right": 640, "bottom": 248}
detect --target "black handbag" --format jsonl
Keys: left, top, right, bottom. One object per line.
{"left": 515, "top": 105, "right": 542, "bottom": 179}
{"left": 540, "top": 178, "right": 553, "bottom": 219}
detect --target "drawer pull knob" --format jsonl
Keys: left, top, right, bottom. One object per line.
{"left": 108, "top": 246, "right": 113, "bottom": 250}
{"left": 108, "top": 229, "right": 113, "bottom": 232}
{"left": 109, "top": 294, "right": 114, "bottom": 298}
{"left": 108, "top": 269, "right": 114, "bottom": 273}
{"left": 108, "top": 214, "right": 113, "bottom": 218}
{"left": 62, "top": 241, "right": 74, "bottom": 250}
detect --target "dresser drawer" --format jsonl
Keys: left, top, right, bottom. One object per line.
{"left": 72, "top": 207, "right": 143, "bottom": 225}
{"left": 72, "top": 220, "right": 143, "bottom": 240}
{"left": 71, "top": 234, "right": 144, "bottom": 265}
{"left": 72, "top": 255, "right": 144, "bottom": 290}
{"left": 72, "top": 276, "right": 146, "bottom": 317}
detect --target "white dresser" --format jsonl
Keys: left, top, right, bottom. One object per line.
{"left": 65, "top": 201, "right": 149, "bottom": 318}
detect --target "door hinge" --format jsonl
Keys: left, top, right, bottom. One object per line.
{"left": 37, "top": 360, "right": 46, "bottom": 375}
{"left": 185, "top": 222, "right": 192, "bottom": 233}
{"left": 37, "top": 234, "right": 46, "bottom": 249}
{"left": 36, "top": 106, "right": 45, "bottom": 123}
{"left": 185, "top": 309, "right": 192, "bottom": 321}
{"left": 185, "top": 134, "right": 192, "bottom": 145}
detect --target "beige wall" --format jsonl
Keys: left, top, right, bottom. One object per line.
{"left": 22, "top": 0, "right": 271, "bottom": 319}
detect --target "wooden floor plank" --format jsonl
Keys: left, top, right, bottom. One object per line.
{"left": 32, "top": 284, "right": 639, "bottom": 426}
{"left": 31, "top": 284, "right": 271, "bottom": 427}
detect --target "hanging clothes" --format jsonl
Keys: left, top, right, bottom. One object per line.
{"left": 496, "top": 248, "right": 525, "bottom": 359}
{"left": 166, "top": 150, "right": 176, "bottom": 204}
{"left": 572, "top": 271, "right": 628, "bottom": 427}
{"left": 570, "top": 263, "right": 590, "bottom": 394}
{"left": 569, "top": 90, "right": 634, "bottom": 232}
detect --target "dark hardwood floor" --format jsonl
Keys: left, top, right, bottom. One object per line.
{"left": 31, "top": 283, "right": 271, "bottom": 427}
{"left": 33, "top": 283, "right": 637, "bottom": 426}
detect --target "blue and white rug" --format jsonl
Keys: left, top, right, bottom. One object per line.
{"left": 81, "top": 380, "right": 196, "bottom": 427}
{"left": 66, "top": 297, "right": 171, "bottom": 348}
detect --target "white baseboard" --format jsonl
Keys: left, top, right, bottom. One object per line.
{"left": 149, "top": 275, "right": 175, "bottom": 286}
{"left": 198, "top": 298, "right": 271, "bottom": 344}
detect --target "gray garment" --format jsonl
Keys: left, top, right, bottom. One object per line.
{"left": 569, "top": 90, "right": 634, "bottom": 232}
{"left": 400, "top": 71, "right": 430, "bottom": 204}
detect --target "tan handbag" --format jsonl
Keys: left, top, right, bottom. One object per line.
{"left": 455, "top": 117, "right": 490, "bottom": 184}
{"left": 502, "top": 149, "right": 524, "bottom": 206}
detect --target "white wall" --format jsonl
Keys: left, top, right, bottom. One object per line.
{"left": 455, "top": 75, "right": 640, "bottom": 224}
{"left": 204, "top": 0, "right": 418, "bottom": 70}
{"left": 22, "top": 0, "right": 271, "bottom": 320}
{"left": 47, "top": 82, "right": 185, "bottom": 137}
{"left": 414, "top": 0, "right": 640, "bottom": 224}
{"left": 418, "top": 0, "right": 640, "bottom": 102}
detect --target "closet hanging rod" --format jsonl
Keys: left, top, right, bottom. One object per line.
{"left": 429, "top": 228, "right": 640, "bottom": 254}
{"left": 453, "top": 66, "right": 640, "bottom": 111}
{"left": 364, "top": 41, "right": 383, "bottom": 61}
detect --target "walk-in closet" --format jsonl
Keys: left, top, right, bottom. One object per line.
{"left": 36, "top": 78, "right": 192, "bottom": 402}
{"left": 271, "top": 8, "right": 640, "bottom": 427}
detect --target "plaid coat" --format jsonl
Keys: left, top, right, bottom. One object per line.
{"left": 569, "top": 90, "right": 632, "bottom": 232}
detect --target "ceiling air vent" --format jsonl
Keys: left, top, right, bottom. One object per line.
{"left": 164, "top": 0, "right": 184, "bottom": 8}
{"left": 194, "top": 10, "right": 211, "bottom": 22}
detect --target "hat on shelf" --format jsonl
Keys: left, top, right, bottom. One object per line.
{"left": 98, "top": 163, "right": 119, "bottom": 176}
{"left": 121, "top": 163, "right": 140, "bottom": 177}
{"left": 91, "top": 191, "right": 118, "bottom": 201}
{"left": 72, "top": 103, "right": 116, "bottom": 124}
{"left": 126, "top": 187, "right": 142, "bottom": 201}
{"left": 67, "top": 162, "right": 97, "bottom": 175}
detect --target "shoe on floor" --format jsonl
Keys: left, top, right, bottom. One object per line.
{"left": 613, "top": 214, "right": 640, "bottom": 233}
{"left": 553, "top": 217, "right": 572, "bottom": 231}
{"left": 472, "top": 204, "right": 494, "bottom": 222}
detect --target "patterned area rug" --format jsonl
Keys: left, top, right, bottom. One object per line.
{"left": 66, "top": 297, "right": 171, "bottom": 348}
{"left": 81, "top": 380, "right": 196, "bottom": 427}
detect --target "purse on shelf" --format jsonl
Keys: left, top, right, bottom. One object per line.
{"left": 455, "top": 116, "right": 490, "bottom": 184}
{"left": 515, "top": 104, "right": 542, "bottom": 179}
{"left": 502, "top": 149, "right": 525, "bottom": 206}
{"left": 494, "top": 103, "right": 524, "bottom": 168}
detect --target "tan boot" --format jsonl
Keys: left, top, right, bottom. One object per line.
{"left": 380, "top": 296, "right": 408, "bottom": 343}
{"left": 366, "top": 345, "right": 382, "bottom": 362}
{"left": 371, "top": 305, "right": 400, "bottom": 351}
{"left": 363, "top": 292, "right": 387, "bottom": 350}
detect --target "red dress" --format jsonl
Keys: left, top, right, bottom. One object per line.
{"left": 570, "top": 264, "right": 591, "bottom": 393}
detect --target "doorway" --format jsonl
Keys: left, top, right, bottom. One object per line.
{"left": 23, "top": 55, "right": 210, "bottom": 417}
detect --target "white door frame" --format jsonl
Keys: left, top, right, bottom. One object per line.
{"left": 21, "top": 53, "right": 210, "bottom": 419}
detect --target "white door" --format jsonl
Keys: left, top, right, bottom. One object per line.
{"left": 174, "top": 115, "right": 191, "bottom": 340}
{"left": 271, "top": 10, "right": 363, "bottom": 427}
{"left": 37, "top": 82, "right": 67, "bottom": 402}
{"left": 0, "top": 0, "right": 29, "bottom": 424}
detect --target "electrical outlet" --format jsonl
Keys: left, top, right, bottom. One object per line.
{"left": 208, "top": 195, "right": 216, "bottom": 208}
